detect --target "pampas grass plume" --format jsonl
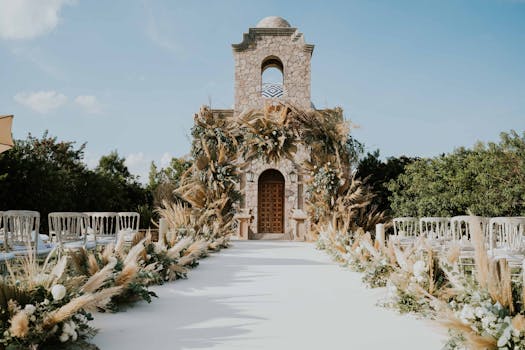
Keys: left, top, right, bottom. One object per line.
{"left": 9, "top": 311, "right": 29, "bottom": 338}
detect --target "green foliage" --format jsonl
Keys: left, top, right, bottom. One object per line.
{"left": 0, "top": 132, "right": 153, "bottom": 231}
{"left": 388, "top": 131, "right": 525, "bottom": 217}
{"left": 356, "top": 150, "right": 417, "bottom": 216}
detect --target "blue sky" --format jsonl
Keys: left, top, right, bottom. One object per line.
{"left": 1, "top": 0, "right": 524, "bottom": 181}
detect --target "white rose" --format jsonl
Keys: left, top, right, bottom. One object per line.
{"left": 51, "top": 284, "right": 67, "bottom": 301}
{"left": 24, "top": 304, "right": 36, "bottom": 315}
{"left": 59, "top": 332, "right": 69, "bottom": 342}
{"left": 63, "top": 322, "right": 72, "bottom": 335}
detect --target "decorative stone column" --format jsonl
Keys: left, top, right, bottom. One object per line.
{"left": 375, "top": 223, "right": 385, "bottom": 247}
{"left": 234, "top": 209, "right": 252, "bottom": 240}
{"left": 291, "top": 209, "right": 308, "bottom": 241}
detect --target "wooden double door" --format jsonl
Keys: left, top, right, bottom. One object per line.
{"left": 257, "top": 169, "right": 285, "bottom": 233}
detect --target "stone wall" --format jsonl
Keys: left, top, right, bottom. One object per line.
{"left": 241, "top": 145, "right": 311, "bottom": 239}
{"left": 232, "top": 28, "right": 314, "bottom": 115}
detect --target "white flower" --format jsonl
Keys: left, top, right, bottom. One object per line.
{"left": 63, "top": 322, "right": 72, "bottom": 335}
{"left": 59, "top": 332, "right": 69, "bottom": 342}
{"left": 413, "top": 260, "right": 426, "bottom": 278}
{"left": 497, "top": 325, "right": 513, "bottom": 347}
{"left": 386, "top": 281, "right": 398, "bottom": 299}
{"left": 43, "top": 299, "right": 50, "bottom": 305}
{"left": 51, "top": 284, "right": 67, "bottom": 301}
{"left": 460, "top": 305, "right": 475, "bottom": 322}
{"left": 71, "top": 330, "right": 78, "bottom": 342}
{"left": 475, "top": 307, "right": 484, "bottom": 318}
{"left": 24, "top": 304, "right": 36, "bottom": 315}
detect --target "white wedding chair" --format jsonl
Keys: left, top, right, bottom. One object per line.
{"left": 488, "top": 217, "right": 525, "bottom": 268}
{"left": 48, "top": 212, "right": 95, "bottom": 251}
{"left": 2, "top": 210, "right": 54, "bottom": 256}
{"left": 391, "top": 217, "right": 419, "bottom": 246}
{"left": 84, "top": 212, "right": 119, "bottom": 246}
{"left": 117, "top": 212, "right": 140, "bottom": 245}
{"left": 419, "top": 217, "right": 451, "bottom": 241}
{"left": 449, "top": 216, "right": 489, "bottom": 272}
{"left": 0, "top": 211, "right": 16, "bottom": 272}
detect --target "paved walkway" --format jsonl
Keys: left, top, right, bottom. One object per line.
{"left": 92, "top": 241, "right": 445, "bottom": 349}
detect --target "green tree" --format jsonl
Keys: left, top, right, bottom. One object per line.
{"left": 356, "top": 150, "right": 417, "bottom": 215}
{"left": 387, "top": 131, "right": 525, "bottom": 217}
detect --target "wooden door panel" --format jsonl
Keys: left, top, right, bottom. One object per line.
{"left": 258, "top": 182, "right": 284, "bottom": 233}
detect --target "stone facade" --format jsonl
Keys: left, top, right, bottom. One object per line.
{"left": 242, "top": 145, "right": 311, "bottom": 240}
{"left": 232, "top": 25, "right": 314, "bottom": 114}
{"left": 213, "top": 17, "right": 316, "bottom": 240}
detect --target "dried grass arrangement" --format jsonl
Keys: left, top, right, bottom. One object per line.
{"left": 0, "top": 251, "right": 122, "bottom": 349}
{"left": 316, "top": 217, "right": 525, "bottom": 349}
{"left": 0, "top": 227, "right": 225, "bottom": 349}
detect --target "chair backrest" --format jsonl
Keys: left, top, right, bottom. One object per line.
{"left": 84, "top": 212, "right": 119, "bottom": 238}
{"left": 2, "top": 210, "right": 40, "bottom": 251}
{"left": 48, "top": 212, "right": 87, "bottom": 244}
{"left": 393, "top": 217, "right": 419, "bottom": 237}
{"left": 450, "top": 216, "right": 490, "bottom": 242}
{"left": 118, "top": 212, "right": 140, "bottom": 233}
{"left": 419, "top": 217, "right": 451, "bottom": 240}
{"left": 489, "top": 217, "right": 525, "bottom": 252}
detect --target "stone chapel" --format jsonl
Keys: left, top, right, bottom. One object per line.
{"left": 211, "top": 16, "right": 315, "bottom": 240}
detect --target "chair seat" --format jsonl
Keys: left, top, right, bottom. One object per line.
{"left": 95, "top": 236, "right": 117, "bottom": 245}
{"left": 62, "top": 240, "right": 96, "bottom": 250}
{"left": 0, "top": 252, "right": 16, "bottom": 262}
{"left": 13, "top": 244, "right": 55, "bottom": 257}
{"left": 119, "top": 229, "right": 138, "bottom": 242}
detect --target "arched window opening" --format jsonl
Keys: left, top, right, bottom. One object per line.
{"left": 261, "top": 56, "right": 284, "bottom": 98}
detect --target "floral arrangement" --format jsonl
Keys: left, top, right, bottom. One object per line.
{"left": 317, "top": 217, "right": 525, "bottom": 349}
{"left": 0, "top": 253, "right": 123, "bottom": 349}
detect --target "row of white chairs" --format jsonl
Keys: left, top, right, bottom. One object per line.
{"left": 0, "top": 211, "right": 140, "bottom": 263}
{"left": 392, "top": 216, "right": 525, "bottom": 268}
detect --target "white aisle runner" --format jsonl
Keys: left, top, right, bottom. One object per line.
{"left": 92, "top": 241, "right": 444, "bottom": 349}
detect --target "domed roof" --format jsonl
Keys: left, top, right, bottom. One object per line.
{"left": 256, "top": 16, "right": 291, "bottom": 28}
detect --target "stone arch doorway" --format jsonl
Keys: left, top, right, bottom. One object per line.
{"left": 257, "top": 169, "right": 285, "bottom": 233}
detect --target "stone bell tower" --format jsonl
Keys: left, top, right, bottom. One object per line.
{"left": 232, "top": 16, "right": 314, "bottom": 115}
{"left": 229, "top": 17, "right": 313, "bottom": 241}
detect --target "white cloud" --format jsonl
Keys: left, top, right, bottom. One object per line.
{"left": 160, "top": 152, "right": 172, "bottom": 168}
{"left": 14, "top": 90, "right": 67, "bottom": 113}
{"left": 0, "top": 0, "right": 75, "bottom": 40}
{"left": 125, "top": 152, "right": 149, "bottom": 183}
{"left": 144, "top": 2, "right": 181, "bottom": 54}
{"left": 75, "top": 95, "right": 102, "bottom": 114}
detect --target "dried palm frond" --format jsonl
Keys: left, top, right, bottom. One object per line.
{"left": 446, "top": 244, "right": 461, "bottom": 265}
{"left": 123, "top": 238, "right": 146, "bottom": 266}
{"left": 471, "top": 219, "right": 489, "bottom": 289}
{"left": 81, "top": 257, "right": 117, "bottom": 294}
{"left": 44, "top": 287, "right": 123, "bottom": 327}
{"left": 115, "top": 263, "right": 139, "bottom": 287}
{"left": 487, "top": 259, "right": 514, "bottom": 314}
{"left": 167, "top": 237, "right": 192, "bottom": 259}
